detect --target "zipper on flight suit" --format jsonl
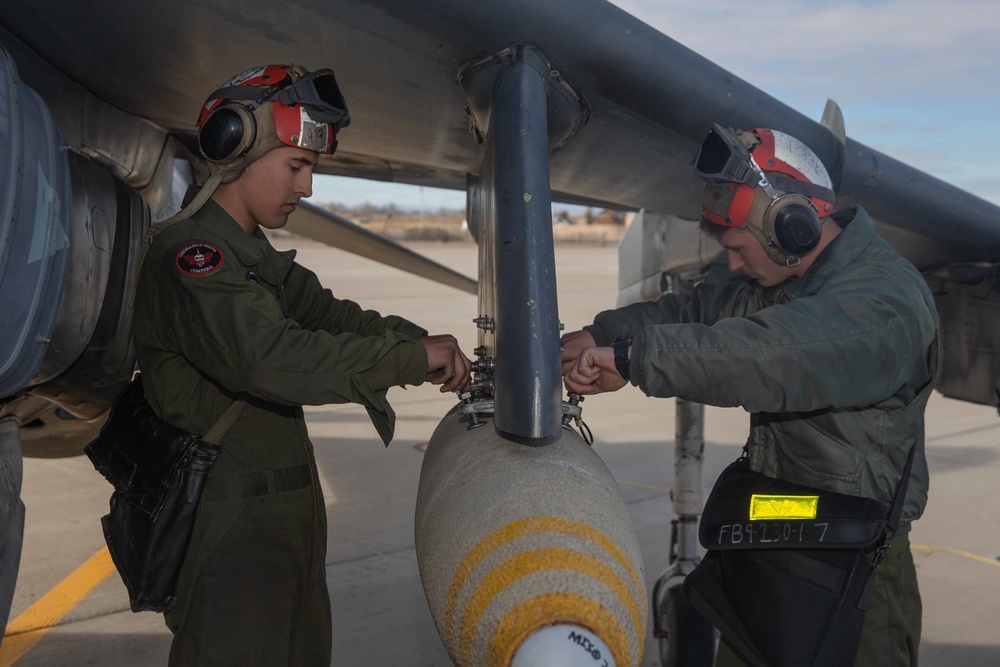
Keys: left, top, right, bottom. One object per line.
{"left": 254, "top": 266, "right": 318, "bottom": 551}
{"left": 247, "top": 268, "right": 290, "bottom": 317}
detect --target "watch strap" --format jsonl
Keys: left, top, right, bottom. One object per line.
{"left": 613, "top": 336, "right": 632, "bottom": 381}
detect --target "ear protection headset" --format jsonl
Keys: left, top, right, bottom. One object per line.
{"left": 196, "top": 64, "right": 350, "bottom": 183}
{"left": 199, "top": 103, "right": 260, "bottom": 165}
{"left": 197, "top": 64, "right": 290, "bottom": 175}
{"left": 695, "top": 125, "right": 836, "bottom": 266}
{"left": 749, "top": 164, "right": 827, "bottom": 264}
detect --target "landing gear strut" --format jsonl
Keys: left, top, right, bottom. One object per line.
{"left": 651, "top": 399, "right": 715, "bottom": 666}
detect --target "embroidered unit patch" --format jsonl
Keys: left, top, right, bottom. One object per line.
{"left": 176, "top": 243, "right": 224, "bottom": 276}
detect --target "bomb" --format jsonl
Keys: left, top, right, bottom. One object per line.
{"left": 415, "top": 409, "right": 647, "bottom": 666}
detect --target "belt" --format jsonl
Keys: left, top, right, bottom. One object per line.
{"left": 201, "top": 464, "right": 313, "bottom": 502}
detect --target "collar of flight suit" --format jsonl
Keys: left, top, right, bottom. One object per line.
{"left": 779, "top": 205, "right": 875, "bottom": 300}
{"left": 193, "top": 199, "right": 298, "bottom": 287}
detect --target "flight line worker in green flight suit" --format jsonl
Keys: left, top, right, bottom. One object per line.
{"left": 132, "top": 64, "right": 472, "bottom": 666}
{"left": 561, "top": 125, "right": 938, "bottom": 667}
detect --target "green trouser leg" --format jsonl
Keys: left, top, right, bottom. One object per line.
{"left": 852, "top": 533, "right": 921, "bottom": 666}
{"left": 164, "top": 482, "right": 331, "bottom": 666}
{"left": 714, "top": 534, "right": 921, "bottom": 667}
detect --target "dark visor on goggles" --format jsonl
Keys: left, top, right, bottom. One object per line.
{"left": 693, "top": 123, "right": 759, "bottom": 185}
{"left": 275, "top": 69, "right": 351, "bottom": 131}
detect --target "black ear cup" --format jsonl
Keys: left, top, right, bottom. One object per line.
{"left": 199, "top": 104, "right": 256, "bottom": 164}
{"left": 765, "top": 196, "right": 822, "bottom": 256}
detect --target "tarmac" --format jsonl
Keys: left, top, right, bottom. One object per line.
{"left": 3, "top": 236, "right": 999, "bottom": 666}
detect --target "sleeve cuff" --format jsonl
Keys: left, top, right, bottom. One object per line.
{"left": 584, "top": 323, "right": 610, "bottom": 347}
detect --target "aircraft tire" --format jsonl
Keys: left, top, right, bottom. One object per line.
{"left": 0, "top": 421, "right": 25, "bottom": 643}
{"left": 656, "top": 579, "right": 715, "bottom": 667}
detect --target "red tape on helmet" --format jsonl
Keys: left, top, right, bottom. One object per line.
{"left": 197, "top": 64, "right": 292, "bottom": 128}
{"left": 272, "top": 103, "right": 336, "bottom": 154}
{"left": 702, "top": 183, "right": 755, "bottom": 228}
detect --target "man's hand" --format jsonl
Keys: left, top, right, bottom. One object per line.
{"left": 560, "top": 329, "right": 596, "bottom": 375}
{"left": 564, "top": 346, "right": 628, "bottom": 395}
{"left": 420, "top": 334, "right": 472, "bottom": 393}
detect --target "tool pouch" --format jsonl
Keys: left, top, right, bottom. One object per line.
{"left": 683, "top": 453, "right": 912, "bottom": 667}
{"left": 84, "top": 375, "right": 241, "bottom": 612}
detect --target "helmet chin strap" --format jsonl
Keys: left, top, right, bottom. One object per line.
{"left": 742, "top": 218, "right": 801, "bottom": 268}
{"left": 128, "top": 171, "right": 226, "bottom": 309}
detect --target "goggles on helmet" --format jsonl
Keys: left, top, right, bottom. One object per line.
{"left": 694, "top": 123, "right": 783, "bottom": 195}
{"left": 696, "top": 124, "right": 785, "bottom": 229}
{"left": 693, "top": 123, "right": 761, "bottom": 186}
{"left": 274, "top": 69, "right": 350, "bottom": 130}
{"left": 271, "top": 68, "right": 350, "bottom": 154}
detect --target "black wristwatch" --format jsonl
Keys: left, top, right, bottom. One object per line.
{"left": 613, "top": 336, "right": 633, "bottom": 381}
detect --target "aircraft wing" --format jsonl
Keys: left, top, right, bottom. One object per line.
{"left": 286, "top": 202, "right": 477, "bottom": 295}
{"left": 3, "top": 0, "right": 998, "bottom": 270}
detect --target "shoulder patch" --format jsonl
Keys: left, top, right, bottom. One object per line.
{"left": 176, "top": 242, "right": 224, "bottom": 276}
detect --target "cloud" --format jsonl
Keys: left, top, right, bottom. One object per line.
{"left": 615, "top": 0, "right": 999, "bottom": 99}
{"left": 612, "top": 0, "right": 1000, "bottom": 204}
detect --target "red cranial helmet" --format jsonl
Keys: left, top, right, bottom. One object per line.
{"left": 694, "top": 124, "right": 837, "bottom": 265}
{"left": 197, "top": 64, "right": 350, "bottom": 182}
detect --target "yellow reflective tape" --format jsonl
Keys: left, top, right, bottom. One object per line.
{"left": 749, "top": 494, "right": 819, "bottom": 520}
{"left": 489, "top": 592, "right": 631, "bottom": 667}
{"left": 458, "top": 547, "right": 643, "bottom": 666}
{"left": 444, "top": 516, "right": 645, "bottom": 643}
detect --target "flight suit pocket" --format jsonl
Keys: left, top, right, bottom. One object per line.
{"left": 200, "top": 494, "right": 305, "bottom": 664}
{"left": 773, "top": 429, "right": 864, "bottom": 494}
{"left": 197, "top": 496, "right": 260, "bottom": 576}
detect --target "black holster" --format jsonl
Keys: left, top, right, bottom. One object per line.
{"left": 683, "top": 452, "right": 913, "bottom": 667}
{"left": 85, "top": 376, "right": 223, "bottom": 612}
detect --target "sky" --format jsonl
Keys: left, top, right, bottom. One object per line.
{"left": 311, "top": 0, "right": 1000, "bottom": 211}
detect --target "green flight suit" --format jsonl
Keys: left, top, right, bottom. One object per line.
{"left": 586, "top": 206, "right": 938, "bottom": 666}
{"left": 133, "top": 200, "right": 428, "bottom": 666}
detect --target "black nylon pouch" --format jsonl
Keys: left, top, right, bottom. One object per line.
{"left": 683, "top": 457, "right": 905, "bottom": 667}
{"left": 84, "top": 376, "right": 221, "bottom": 612}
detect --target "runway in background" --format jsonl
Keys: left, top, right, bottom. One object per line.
{"left": 4, "top": 237, "right": 998, "bottom": 666}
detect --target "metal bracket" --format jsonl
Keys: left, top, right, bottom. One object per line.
{"left": 459, "top": 44, "right": 588, "bottom": 446}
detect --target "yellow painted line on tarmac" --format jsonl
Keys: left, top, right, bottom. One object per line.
{"left": 615, "top": 478, "right": 670, "bottom": 494}
{"left": 911, "top": 543, "right": 1000, "bottom": 568}
{"left": 0, "top": 547, "right": 116, "bottom": 666}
